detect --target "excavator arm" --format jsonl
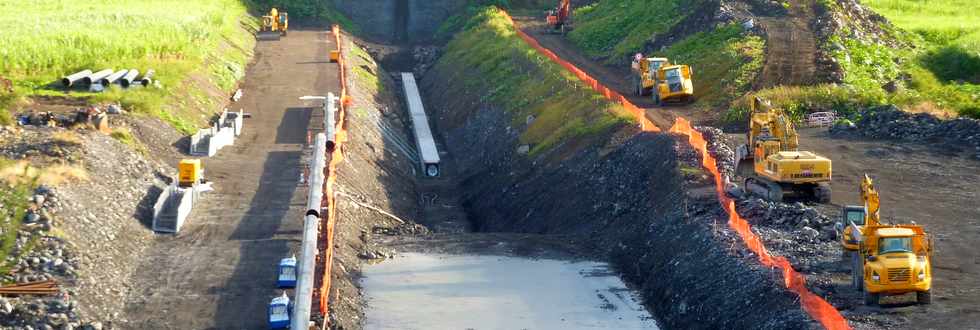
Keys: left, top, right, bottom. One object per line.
{"left": 861, "top": 174, "right": 881, "bottom": 226}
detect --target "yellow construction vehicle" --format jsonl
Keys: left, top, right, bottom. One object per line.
{"left": 736, "top": 97, "right": 832, "bottom": 202}
{"left": 850, "top": 222, "right": 933, "bottom": 305}
{"left": 258, "top": 8, "right": 289, "bottom": 41}
{"left": 838, "top": 175, "right": 882, "bottom": 257}
{"left": 631, "top": 56, "right": 669, "bottom": 97}
{"left": 653, "top": 64, "right": 694, "bottom": 105}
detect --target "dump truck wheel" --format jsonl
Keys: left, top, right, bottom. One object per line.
{"left": 864, "top": 291, "right": 879, "bottom": 306}
{"left": 917, "top": 290, "right": 932, "bottom": 304}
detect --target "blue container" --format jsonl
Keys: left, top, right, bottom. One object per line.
{"left": 268, "top": 293, "right": 291, "bottom": 329}
{"left": 277, "top": 256, "right": 297, "bottom": 288}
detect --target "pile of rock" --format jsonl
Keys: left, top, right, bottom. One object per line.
{"left": 838, "top": 105, "right": 980, "bottom": 158}
{"left": 0, "top": 295, "right": 104, "bottom": 330}
{"left": 412, "top": 46, "right": 440, "bottom": 77}
{"left": 736, "top": 198, "right": 837, "bottom": 242}
{"left": 696, "top": 126, "right": 737, "bottom": 181}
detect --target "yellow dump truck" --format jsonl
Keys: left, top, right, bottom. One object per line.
{"left": 653, "top": 64, "right": 694, "bottom": 105}
{"left": 631, "top": 57, "right": 669, "bottom": 97}
{"left": 852, "top": 224, "right": 933, "bottom": 305}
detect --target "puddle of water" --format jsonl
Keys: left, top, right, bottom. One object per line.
{"left": 362, "top": 253, "right": 659, "bottom": 330}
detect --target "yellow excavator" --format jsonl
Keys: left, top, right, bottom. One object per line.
{"left": 258, "top": 7, "right": 289, "bottom": 41}
{"left": 631, "top": 56, "right": 670, "bottom": 97}
{"left": 653, "top": 64, "right": 694, "bottom": 105}
{"left": 842, "top": 176, "right": 933, "bottom": 305}
{"left": 838, "top": 174, "right": 881, "bottom": 258}
{"left": 736, "top": 97, "right": 832, "bottom": 202}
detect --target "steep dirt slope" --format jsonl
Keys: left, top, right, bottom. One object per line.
{"left": 755, "top": 0, "right": 818, "bottom": 88}
{"left": 514, "top": 16, "right": 707, "bottom": 128}
{"left": 120, "top": 30, "right": 340, "bottom": 329}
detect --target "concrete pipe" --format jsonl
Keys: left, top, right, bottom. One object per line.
{"left": 82, "top": 69, "right": 113, "bottom": 86}
{"left": 140, "top": 69, "right": 155, "bottom": 87}
{"left": 99, "top": 69, "right": 128, "bottom": 86}
{"left": 119, "top": 69, "right": 140, "bottom": 88}
{"left": 61, "top": 69, "right": 93, "bottom": 87}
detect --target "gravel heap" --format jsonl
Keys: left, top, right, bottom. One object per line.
{"left": 833, "top": 105, "right": 980, "bottom": 158}
{"left": 695, "top": 126, "right": 737, "bottom": 181}
{"left": 736, "top": 198, "right": 838, "bottom": 242}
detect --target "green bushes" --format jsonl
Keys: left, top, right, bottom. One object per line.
{"left": 436, "top": 7, "right": 633, "bottom": 157}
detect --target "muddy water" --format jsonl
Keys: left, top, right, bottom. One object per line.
{"left": 362, "top": 253, "right": 659, "bottom": 330}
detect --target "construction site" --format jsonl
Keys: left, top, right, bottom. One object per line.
{"left": 0, "top": 0, "right": 978, "bottom": 329}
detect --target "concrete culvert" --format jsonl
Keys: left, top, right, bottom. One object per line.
{"left": 120, "top": 69, "right": 139, "bottom": 88}
{"left": 140, "top": 69, "right": 155, "bottom": 87}
{"left": 62, "top": 69, "right": 92, "bottom": 87}
{"left": 99, "top": 69, "right": 128, "bottom": 86}
{"left": 82, "top": 69, "right": 113, "bottom": 86}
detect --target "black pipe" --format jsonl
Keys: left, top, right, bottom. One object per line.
{"left": 62, "top": 69, "right": 93, "bottom": 87}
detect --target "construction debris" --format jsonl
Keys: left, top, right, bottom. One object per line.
{"left": 0, "top": 281, "right": 60, "bottom": 296}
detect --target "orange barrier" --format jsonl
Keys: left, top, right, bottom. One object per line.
{"left": 500, "top": 12, "right": 658, "bottom": 132}
{"left": 500, "top": 9, "right": 850, "bottom": 330}
{"left": 318, "top": 24, "right": 351, "bottom": 321}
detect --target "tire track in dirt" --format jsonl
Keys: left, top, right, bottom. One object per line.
{"left": 755, "top": 0, "right": 818, "bottom": 88}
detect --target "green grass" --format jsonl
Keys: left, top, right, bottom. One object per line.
{"left": 0, "top": 162, "right": 31, "bottom": 277}
{"left": 436, "top": 7, "right": 633, "bottom": 157}
{"left": 662, "top": 24, "right": 765, "bottom": 107}
{"left": 0, "top": 0, "right": 257, "bottom": 131}
{"left": 110, "top": 128, "right": 149, "bottom": 155}
{"left": 820, "top": 0, "right": 980, "bottom": 118}
{"left": 567, "top": 0, "right": 707, "bottom": 64}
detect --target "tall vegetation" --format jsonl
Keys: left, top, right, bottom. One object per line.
{"left": 0, "top": 0, "right": 256, "bottom": 131}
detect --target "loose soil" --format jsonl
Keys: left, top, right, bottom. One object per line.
{"left": 119, "top": 30, "right": 341, "bottom": 329}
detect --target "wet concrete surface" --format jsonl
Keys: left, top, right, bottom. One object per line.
{"left": 362, "top": 252, "right": 659, "bottom": 330}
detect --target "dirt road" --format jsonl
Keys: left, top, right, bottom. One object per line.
{"left": 120, "top": 30, "right": 339, "bottom": 329}
{"left": 517, "top": 13, "right": 980, "bottom": 329}
{"left": 799, "top": 129, "right": 980, "bottom": 329}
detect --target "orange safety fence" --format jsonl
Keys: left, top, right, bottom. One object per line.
{"left": 499, "top": 9, "right": 850, "bottom": 330}
{"left": 499, "top": 12, "right": 658, "bottom": 133}
{"left": 318, "top": 24, "right": 352, "bottom": 321}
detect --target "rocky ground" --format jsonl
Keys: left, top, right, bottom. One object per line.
{"left": 832, "top": 105, "right": 980, "bottom": 159}
{"left": 0, "top": 117, "right": 172, "bottom": 329}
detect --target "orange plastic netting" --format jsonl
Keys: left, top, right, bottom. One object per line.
{"left": 318, "top": 24, "right": 351, "bottom": 320}
{"left": 500, "top": 10, "right": 850, "bottom": 330}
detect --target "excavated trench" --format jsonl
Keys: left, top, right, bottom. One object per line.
{"left": 337, "top": 6, "right": 817, "bottom": 329}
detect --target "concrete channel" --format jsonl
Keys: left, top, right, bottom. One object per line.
{"left": 362, "top": 253, "right": 659, "bottom": 329}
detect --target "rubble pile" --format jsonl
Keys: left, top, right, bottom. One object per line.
{"left": 834, "top": 105, "right": 980, "bottom": 158}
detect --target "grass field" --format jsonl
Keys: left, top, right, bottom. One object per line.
{"left": 435, "top": 7, "right": 633, "bottom": 157}
{"left": 0, "top": 0, "right": 256, "bottom": 131}
{"left": 567, "top": 0, "right": 699, "bottom": 64}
